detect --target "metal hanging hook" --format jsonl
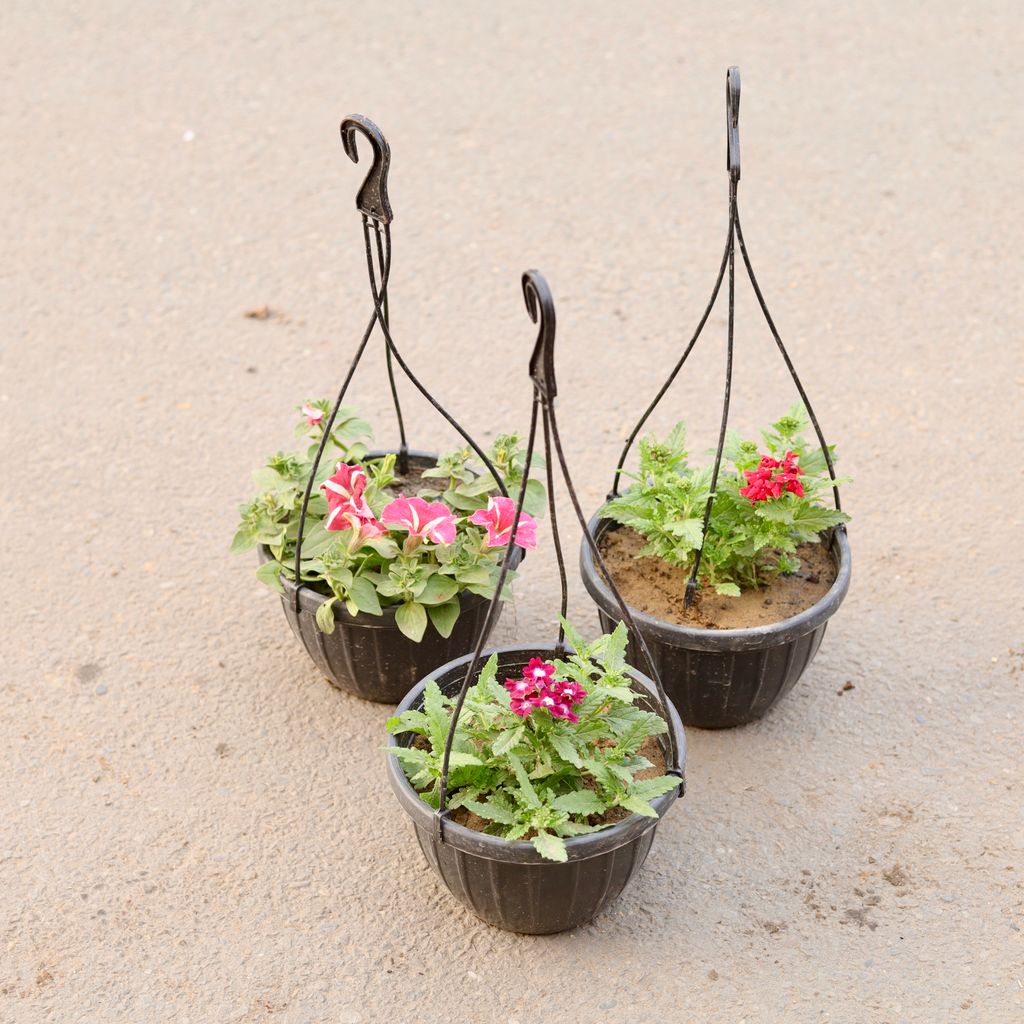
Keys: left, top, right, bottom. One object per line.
{"left": 340, "top": 114, "right": 394, "bottom": 224}
{"left": 523, "top": 269, "right": 557, "bottom": 400}
{"left": 726, "top": 66, "right": 741, "bottom": 182}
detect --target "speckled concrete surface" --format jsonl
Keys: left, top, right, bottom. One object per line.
{"left": 3, "top": 3, "right": 1022, "bottom": 1022}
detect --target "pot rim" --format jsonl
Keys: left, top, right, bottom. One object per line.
{"left": 257, "top": 447, "right": 524, "bottom": 629}
{"left": 579, "top": 513, "right": 851, "bottom": 651}
{"left": 386, "top": 642, "right": 685, "bottom": 865}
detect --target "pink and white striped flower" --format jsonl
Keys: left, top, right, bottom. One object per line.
{"left": 320, "top": 463, "right": 374, "bottom": 531}
{"left": 469, "top": 496, "right": 538, "bottom": 550}
{"left": 332, "top": 507, "right": 388, "bottom": 550}
{"left": 302, "top": 402, "right": 325, "bottom": 427}
{"left": 380, "top": 496, "right": 458, "bottom": 545}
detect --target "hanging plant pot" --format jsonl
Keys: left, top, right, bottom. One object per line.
{"left": 387, "top": 643, "right": 685, "bottom": 933}
{"left": 580, "top": 517, "right": 851, "bottom": 728}
{"left": 581, "top": 69, "right": 852, "bottom": 729}
{"left": 388, "top": 272, "right": 685, "bottom": 934}
{"left": 235, "top": 117, "right": 536, "bottom": 705}
{"left": 260, "top": 449, "right": 524, "bottom": 704}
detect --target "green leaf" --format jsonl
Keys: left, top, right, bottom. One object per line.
{"left": 422, "top": 680, "right": 448, "bottom": 750}
{"left": 255, "top": 559, "right": 285, "bottom": 594}
{"left": 445, "top": 751, "right": 483, "bottom": 768}
{"left": 231, "top": 528, "right": 256, "bottom": 554}
{"left": 347, "top": 576, "right": 383, "bottom": 615}
{"left": 617, "top": 795, "right": 660, "bottom": 818}
{"left": 454, "top": 565, "right": 492, "bottom": 586}
{"left": 315, "top": 597, "right": 337, "bottom": 634}
{"left": 417, "top": 574, "right": 460, "bottom": 606}
{"left": 395, "top": 601, "right": 427, "bottom": 642}
{"left": 550, "top": 732, "right": 583, "bottom": 768}
{"left": 388, "top": 745, "right": 429, "bottom": 767}
{"left": 386, "top": 709, "right": 429, "bottom": 736}
{"left": 426, "top": 597, "right": 461, "bottom": 639}
{"left": 298, "top": 521, "right": 337, "bottom": 558}
{"left": 714, "top": 582, "right": 741, "bottom": 597}
{"left": 532, "top": 830, "right": 568, "bottom": 863}
{"left": 630, "top": 775, "right": 682, "bottom": 802}
{"left": 522, "top": 478, "right": 548, "bottom": 518}
{"left": 551, "top": 790, "right": 605, "bottom": 816}
{"left": 559, "top": 617, "right": 589, "bottom": 658}
{"left": 364, "top": 537, "right": 401, "bottom": 559}
{"left": 462, "top": 799, "right": 516, "bottom": 825}
{"left": 507, "top": 752, "right": 541, "bottom": 808}
{"left": 491, "top": 726, "right": 525, "bottom": 756}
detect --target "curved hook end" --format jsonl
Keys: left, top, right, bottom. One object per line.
{"left": 726, "top": 66, "right": 741, "bottom": 182}
{"left": 338, "top": 114, "right": 394, "bottom": 223}
{"left": 522, "top": 270, "right": 557, "bottom": 399}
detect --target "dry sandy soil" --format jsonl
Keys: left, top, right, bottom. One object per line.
{"left": 2, "top": 3, "right": 1022, "bottom": 1022}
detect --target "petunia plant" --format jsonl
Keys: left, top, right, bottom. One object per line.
{"left": 387, "top": 621, "right": 680, "bottom": 863}
{"left": 232, "top": 401, "right": 544, "bottom": 641}
{"left": 602, "top": 403, "right": 849, "bottom": 595}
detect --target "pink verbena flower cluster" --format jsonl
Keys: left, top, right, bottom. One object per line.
{"left": 503, "top": 658, "right": 588, "bottom": 723}
{"left": 738, "top": 450, "right": 805, "bottom": 503}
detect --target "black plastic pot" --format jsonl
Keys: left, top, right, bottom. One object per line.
{"left": 580, "top": 516, "right": 851, "bottom": 729}
{"left": 259, "top": 451, "right": 522, "bottom": 704}
{"left": 387, "top": 643, "right": 686, "bottom": 934}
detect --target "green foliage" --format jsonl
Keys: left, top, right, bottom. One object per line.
{"left": 603, "top": 404, "right": 849, "bottom": 595}
{"left": 233, "top": 401, "right": 542, "bottom": 640}
{"left": 387, "top": 622, "right": 681, "bottom": 863}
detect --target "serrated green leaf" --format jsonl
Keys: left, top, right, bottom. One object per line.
{"left": 551, "top": 790, "right": 605, "bottom": 816}
{"left": 630, "top": 774, "right": 682, "bottom": 802}
{"left": 532, "top": 830, "right": 568, "bottom": 862}
{"left": 617, "top": 794, "right": 660, "bottom": 817}
{"left": 550, "top": 732, "right": 583, "bottom": 768}
{"left": 507, "top": 752, "right": 541, "bottom": 808}
{"left": 445, "top": 751, "right": 483, "bottom": 768}
{"left": 422, "top": 680, "right": 448, "bottom": 751}
{"left": 462, "top": 799, "right": 516, "bottom": 825}
{"left": 491, "top": 726, "right": 525, "bottom": 756}
{"left": 714, "top": 582, "right": 741, "bottom": 597}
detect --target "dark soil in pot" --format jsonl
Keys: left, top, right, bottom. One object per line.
{"left": 387, "top": 644, "right": 686, "bottom": 934}
{"left": 600, "top": 526, "right": 836, "bottom": 629}
{"left": 580, "top": 516, "right": 851, "bottom": 730}
{"left": 261, "top": 450, "right": 522, "bottom": 704}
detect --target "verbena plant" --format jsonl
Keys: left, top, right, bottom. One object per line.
{"left": 602, "top": 403, "right": 849, "bottom": 596}
{"left": 232, "top": 400, "right": 544, "bottom": 641}
{"left": 387, "top": 621, "right": 680, "bottom": 863}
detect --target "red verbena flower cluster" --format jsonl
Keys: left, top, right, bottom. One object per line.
{"left": 503, "top": 658, "right": 588, "bottom": 723}
{"left": 738, "top": 450, "right": 805, "bottom": 503}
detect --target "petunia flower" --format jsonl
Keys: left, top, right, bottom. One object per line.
{"left": 329, "top": 507, "right": 388, "bottom": 549}
{"left": 469, "top": 496, "right": 538, "bottom": 550}
{"left": 380, "top": 496, "right": 458, "bottom": 545}
{"left": 303, "top": 402, "right": 325, "bottom": 427}
{"left": 321, "top": 463, "right": 369, "bottom": 513}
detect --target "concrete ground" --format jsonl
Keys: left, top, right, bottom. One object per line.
{"left": 3, "top": 3, "right": 1022, "bottom": 1022}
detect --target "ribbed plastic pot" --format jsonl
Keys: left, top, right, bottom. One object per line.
{"left": 580, "top": 516, "right": 851, "bottom": 729}
{"left": 387, "top": 644, "right": 686, "bottom": 934}
{"left": 259, "top": 450, "right": 522, "bottom": 704}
